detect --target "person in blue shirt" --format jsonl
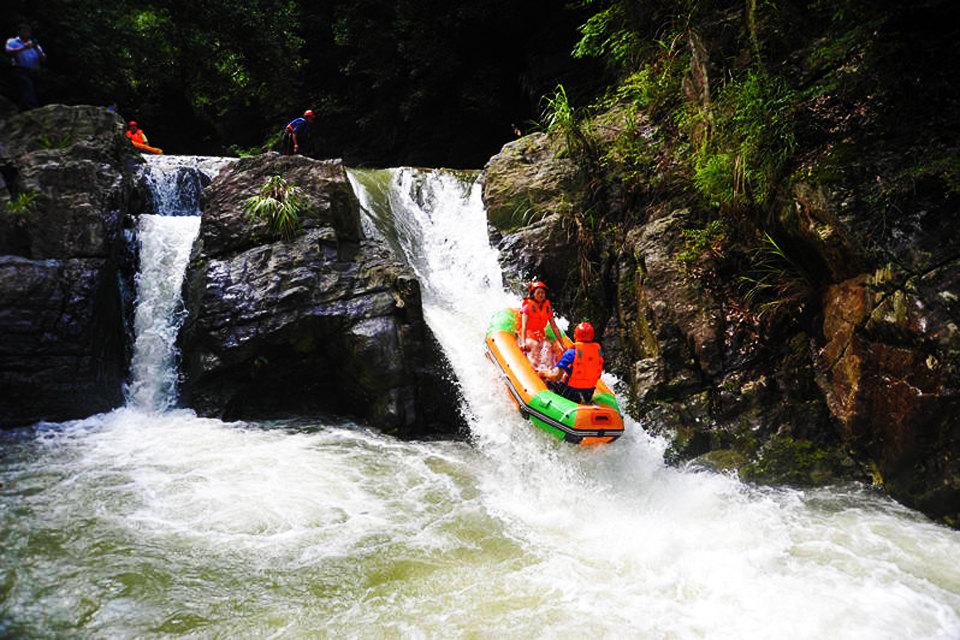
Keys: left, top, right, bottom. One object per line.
{"left": 281, "top": 110, "right": 316, "bottom": 155}
{"left": 5, "top": 23, "right": 46, "bottom": 110}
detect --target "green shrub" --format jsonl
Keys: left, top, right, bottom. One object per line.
{"left": 685, "top": 70, "right": 798, "bottom": 207}
{"left": 243, "top": 175, "right": 305, "bottom": 240}
{"left": 693, "top": 153, "right": 738, "bottom": 207}
{"left": 675, "top": 219, "right": 729, "bottom": 263}
{"left": 541, "top": 84, "right": 582, "bottom": 158}
{"left": 3, "top": 191, "right": 40, "bottom": 216}
{"left": 39, "top": 133, "right": 74, "bottom": 150}
{"left": 572, "top": 2, "right": 645, "bottom": 69}
{"left": 229, "top": 130, "right": 283, "bottom": 158}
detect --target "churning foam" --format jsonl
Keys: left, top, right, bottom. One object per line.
{"left": 1, "top": 165, "right": 959, "bottom": 638}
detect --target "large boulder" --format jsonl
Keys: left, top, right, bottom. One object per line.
{"left": 0, "top": 105, "right": 137, "bottom": 426}
{"left": 179, "top": 154, "right": 460, "bottom": 437}
{"left": 817, "top": 262, "right": 960, "bottom": 523}
{"left": 482, "top": 133, "right": 581, "bottom": 303}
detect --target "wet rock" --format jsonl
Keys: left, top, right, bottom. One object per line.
{"left": 776, "top": 181, "right": 865, "bottom": 283}
{"left": 179, "top": 154, "right": 460, "bottom": 437}
{"left": 0, "top": 105, "right": 135, "bottom": 426}
{"left": 482, "top": 133, "right": 583, "bottom": 234}
{"left": 818, "top": 267, "right": 960, "bottom": 521}
{"left": 481, "top": 133, "right": 582, "bottom": 301}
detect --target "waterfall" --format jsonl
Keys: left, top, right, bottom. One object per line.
{"left": 125, "top": 156, "right": 231, "bottom": 410}
{"left": 137, "top": 155, "right": 231, "bottom": 216}
{"left": 1, "top": 163, "right": 959, "bottom": 639}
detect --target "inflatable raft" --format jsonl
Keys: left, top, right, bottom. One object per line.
{"left": 485, "top": 308, "right": 624, "bottom": 445}
{"left": 131, "top": 140, "right": 163, "bottom": 155}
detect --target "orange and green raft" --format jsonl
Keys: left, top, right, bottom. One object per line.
{"left": 485, "top": 308, "right": 624, "bottom": 445}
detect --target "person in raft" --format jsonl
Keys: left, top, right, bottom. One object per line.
{"left": 537, "top": 321, "right": 603, "bottom": 404}
{"left": 125, "top": 121, "right": 150, "bottom": 147}
{"left": 281, "top": 109, "right": 315, "bottom": 155}
{"left": 519, "top": 280, "right": 563, "bottom": 368}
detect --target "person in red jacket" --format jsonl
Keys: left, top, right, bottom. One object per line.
{"left": 519, "top": 280, "right": 563, "bottom": 367}
{"left": 125, "top": 121, "right": 149, "bottom": 146}
{"left": 538, "top": 321, "right": 604, "bottom": 404}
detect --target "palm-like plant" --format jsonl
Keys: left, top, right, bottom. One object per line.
{"left": 243, "top": 175, "right": 305, "bottom": 241}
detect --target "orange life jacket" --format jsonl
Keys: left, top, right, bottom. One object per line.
{"left": 521, "top": 298, "right": 553, "bottom": 334}
{"left": 126, "top": 129, "right": 148, "bottom": 145}
{"left": 564, "top": 341, "right": 603, "bottom": 389}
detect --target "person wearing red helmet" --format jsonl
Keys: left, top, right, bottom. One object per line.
{"left": 281, "top": 109, "right": 316, "bottom": 155}
{"left": 125, "top": 120, "right": 149, "bottom": 146}
{"left": 538, "top": 321, "right": 604, "bottom": 404}
{"left": 519, "top": 280, "right": 563, "bottom": 367}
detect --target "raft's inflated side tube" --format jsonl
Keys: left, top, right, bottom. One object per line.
{"left": 485, "top": 308, "right": 624, "bottom": 445}
{"left": 131, "top": 141, "right": 164, "bottom": 155}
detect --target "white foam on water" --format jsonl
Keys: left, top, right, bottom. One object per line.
{"left": 137, "top": 155, "right": 233, "bottom": 216}
{"left": 1, "top": 165, "right": 959, "bottom": 638}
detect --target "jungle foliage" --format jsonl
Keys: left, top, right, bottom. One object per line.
{"left": 556, "top": 0, "right": 958, "bottom": 316}
{"left": 1, "top": 0, "right": 601, "bottom": 166}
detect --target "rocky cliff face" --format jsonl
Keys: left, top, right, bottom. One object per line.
{"left": 0, "top": 105, "right": 138, "bottom": 426}
{"left": 484, "top": 103, "right": 959, "bottom": 524}
{"left": 178, "top": 153, "right": 460, "bottom": 437}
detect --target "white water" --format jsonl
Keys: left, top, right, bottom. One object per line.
{"left": 125, "top": 156, "right": 232, "bottom": 410}
{"left": 137, "top": 155, "right": 233, "bottom": 216}
{"left": 125, "top": 215, "right": 200, "bottom": 410}
{"left": 1, "top": 164, "right": 960, "bottom": 638}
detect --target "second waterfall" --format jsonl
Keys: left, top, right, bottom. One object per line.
{"left": 126, "top": 156, "right": 231, "bottom": 411}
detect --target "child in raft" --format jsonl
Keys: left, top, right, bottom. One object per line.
{"left": 519, "top": 280, "right": 564, "bottom": 369}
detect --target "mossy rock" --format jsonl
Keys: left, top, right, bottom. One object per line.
{"left": 691, "top": 449, "right": 749, "bottom": 474}
{"left": 741, "top": 435, "right": 853, "bottom": 486}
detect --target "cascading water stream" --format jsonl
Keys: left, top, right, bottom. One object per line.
{"left": 125, "top": 215, "right": 200, "bottom": 410}
{"left": 347, "top": 168, "right": 960, "bottom": 637}
{"left": 1, "top": 163, "right": 959, "bottom": 638}
{"left": 125, "top": 156, "right": 231, "bottom": 410}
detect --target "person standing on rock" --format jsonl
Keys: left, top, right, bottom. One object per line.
{"left": 519, "top": 281, "right": 563, "bottom": 368}
{"left": 281, "top": 110, "right": 315, "bottom": 155}
{"left": 5, "top": 23, "right": 46, "bottom": 110}
{"left": 538, "top": 321, "right": 604, "bottom": 404}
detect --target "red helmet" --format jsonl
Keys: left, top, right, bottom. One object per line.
{"left": 127, "top": 121, "right": 137, "bottom": 128}
{"left": 574, "top": 322, "right": 595, "bottom": 342}
{"left": 527, "top": 280, "right": 548, "bottom": 295}
{"left": 303, "top": 110, "right": 315, "bottom": 120}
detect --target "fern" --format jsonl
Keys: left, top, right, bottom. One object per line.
{"left": 243, "top": 175, "right": 305, "bottom": 241}
{"left": 4, "top": 191, "right": 40, "bottom": 216}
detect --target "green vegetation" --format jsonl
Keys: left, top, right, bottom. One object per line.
{"left": 243, "top": 176, "right": 305, "bottom": 241}
{"left": 228, "top": 131, "right": 283, "bottom": 158}
{"left": 684, "top": 71, "right": 798, "bottom": 208}
{"left": 676, "top": 219, "right": 728, "bottom": 264}
{"left": 3, "top": 191, "right": 40, "bottom": 217}
{"left": 572, "top": 1, "right": 645, "bottom": 69}
{"left": 740, "top": 233, "right": 814, "bottom": 319}
{"left": 541, "top": 84, "right": 596, "bottom": 163}
{"left": 38, "top": 133, "right": 75, "bottom": 150}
